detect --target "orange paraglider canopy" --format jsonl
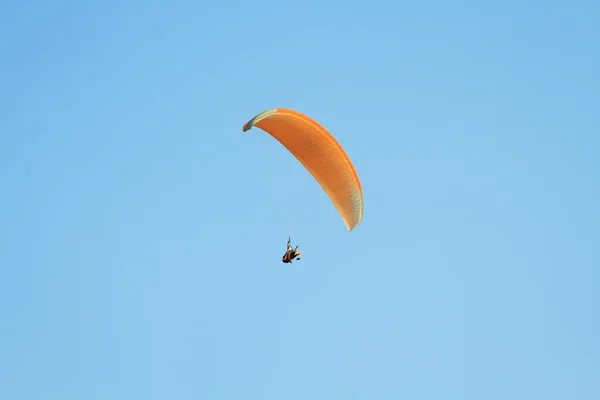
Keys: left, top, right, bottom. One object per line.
{"left": 242, "top": 108, "right": 363, "bottom": 231}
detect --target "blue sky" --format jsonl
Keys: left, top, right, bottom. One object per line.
{"left": 1, "top": 0, "right": 599, "bottom": 399}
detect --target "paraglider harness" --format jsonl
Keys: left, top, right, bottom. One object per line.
{"left": 282, "top": 237, "right": 301, "bottom": 263}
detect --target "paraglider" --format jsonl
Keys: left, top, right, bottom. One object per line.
{"left": 242, "top": 108, "right": 364, "bottom": 232}
{"left": 282, "top": 237, "right": 302, "bottom": 263}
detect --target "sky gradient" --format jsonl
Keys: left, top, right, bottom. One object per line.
{"left": 1, "top": 1, "right": 599, "bottom": 399}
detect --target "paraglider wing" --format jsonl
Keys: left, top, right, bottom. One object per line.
{"left": 243, "top": 108, "right": 363, "bottom": 231}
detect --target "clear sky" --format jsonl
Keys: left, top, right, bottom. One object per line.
{"left": 1, "top": 0, "right": 598, "bottom": 399}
